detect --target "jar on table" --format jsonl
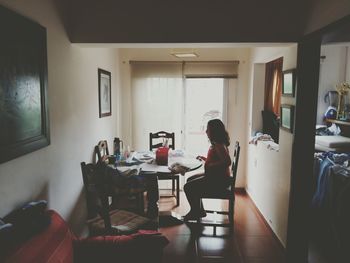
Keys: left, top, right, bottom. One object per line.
{"left": 155, "top": 147, "right": 169, "bottom": 165}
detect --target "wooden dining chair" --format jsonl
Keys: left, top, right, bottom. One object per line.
{"left": 197, "top": 141, "right": 241, "bottom": 235}
{"left": 149, "top": 131, "right": 175, "bottom": 151}
{"left": 80, "top": 162, "right": 152, "bottom": 235}
{"left": 149, "top": 131, "right": 180, "bottom": 207}
{"left": 92, "top": 140, "right": 145, "bottom": 215}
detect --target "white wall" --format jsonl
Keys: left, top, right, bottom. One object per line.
{"left": 250, "top": 64, "right": 266, "bottom": 135}
{"left": 118, "top": 48, "right": 251, "bottom": 187}
{"left": 246, "top": 45, "right": 297, "bottom": 247}
{"left": 0, "top": 0, "right": 121, "bottom": 234}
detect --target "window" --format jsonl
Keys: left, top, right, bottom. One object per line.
{"left": 130, "top": 62, "right": 183, "bottom": 150}
{"left": 130, "top": 61, "right": 238, "bottom": 150}
{"left": 262, "top": 57, "right": 283, "bottom": 143}
{"left": 264, "top": 57, "right": 283, "bottom": 116}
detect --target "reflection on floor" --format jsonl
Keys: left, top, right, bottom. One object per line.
{"left": 158, "top": 190, "right": 286, "bottom": 263}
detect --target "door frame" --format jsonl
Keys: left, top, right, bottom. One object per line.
{"left": 287, "top": 15, "right": 350, "bottom": 263}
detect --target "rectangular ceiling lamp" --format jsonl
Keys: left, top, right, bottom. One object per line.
{"left": 172, "top": 52, "right": 198, "bottom": 58}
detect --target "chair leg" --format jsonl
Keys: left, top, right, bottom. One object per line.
{"left": 229, "top": 199, "right": 234, "bottom": 235}
{"left": 100, "top": 194, "right": 112, "bottom": 231}
{"left": 138, "top": 192, "right": 145, "bottom": 215}
{"left": 176, "top": 176, "right": 180, "bottom": 207}
{"left": 172, "top": 178, "right": 175, "bottom": 194}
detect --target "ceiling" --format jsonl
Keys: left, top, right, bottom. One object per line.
{"left": 55, "top": 0, "right": 316, "bottom": 44}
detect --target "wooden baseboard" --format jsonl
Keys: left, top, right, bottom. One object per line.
{"left": 244, "top": 190, "right": 286, "bottom": 253}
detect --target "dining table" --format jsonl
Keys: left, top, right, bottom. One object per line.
{"left": 114, "top": 149, "right": 203, "bottom": 224}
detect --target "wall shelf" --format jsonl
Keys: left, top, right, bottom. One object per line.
{"left": 326, "top": 119, "right": 350, "bottom": 137}
{"left": 326, "top": 119, "right": 350, "bottom": 126}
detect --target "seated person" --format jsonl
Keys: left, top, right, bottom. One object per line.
{"left": 95, "top": 162, "right": 159, "bottom": 218}
{"left": 183, "top": 119, "right": 232, "bottom": 221}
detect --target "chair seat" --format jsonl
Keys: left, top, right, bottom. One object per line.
{"left": 157, "top": 173, "right": 179, "bottom": 180}
{"left": 105, "top": 185, "right": 146, "bottom": 195}
{"left": 87, "top": 209, "right": 156, "bottom": 236}
{"left": 198, "top": 217, "right": 231, "bottom": 226}
{"left": 201, "top": 189, "right": 233, "bottom": 199}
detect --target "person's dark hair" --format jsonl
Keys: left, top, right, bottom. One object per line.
{"left": 207, "top": 119, "right": 230, "bottom": 146}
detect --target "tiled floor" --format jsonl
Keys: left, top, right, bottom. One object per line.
{"left": 158, "top": 190, "right": 286, "bottom": 263}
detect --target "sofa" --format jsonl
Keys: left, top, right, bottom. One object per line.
{"left": 1, "top": 209, "right": 169, "bottom": 263}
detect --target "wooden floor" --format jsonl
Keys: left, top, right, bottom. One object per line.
{"left": 158, "top": 190, "right": 286, "bottom": 263}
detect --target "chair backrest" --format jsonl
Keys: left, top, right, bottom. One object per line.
{"left": 80, "top": 162, "right": 112, "bottom": 229}
{"left": 81, "top": 162, "right": 151, "bottom": 234}
{"left": 231, "top": 141, "right": 241, "bottom": 189}
{"left": 81, "top": 162, "right": 101, "bottom": 219}
{"left": 149, "top": 131, "right": 175, "bottom": 150}
{"left": 94, "top": 140, "right": 110, "bottom": 163}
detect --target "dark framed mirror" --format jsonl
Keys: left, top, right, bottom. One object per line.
{"left": 0, "top": 6, "right": 50, "bottom": 164}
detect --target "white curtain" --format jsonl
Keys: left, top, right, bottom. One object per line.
{"left": 130, "top": 62, "right": 183, "bottom": 150}
{"left": 130, "top": 61, "right": 239, "bottom": 151}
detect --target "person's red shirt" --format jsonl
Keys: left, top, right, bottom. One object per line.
{"left": 205, "top": 143, "right": 231, "bottom": 178}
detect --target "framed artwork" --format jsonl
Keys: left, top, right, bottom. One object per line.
{"left": 98, "top": 68, "right": 112, "bottom": 118}
{"left": 0, "top": 6, "right": 50, "bottom": 164}
{"left": 282, "top": 69, "right": 296, "bottom": 97}
{"left": 280, "top": 104, "right": 295, "bottom": 133}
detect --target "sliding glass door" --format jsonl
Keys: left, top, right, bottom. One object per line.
{"left": 131, "top": 63, "right": 228, "bottom": 155}
{"left": 131, "top": 64, "right": 230, "bottom": 189}
{"left": 184, "top": 78, "right": 228, "bottom": 157}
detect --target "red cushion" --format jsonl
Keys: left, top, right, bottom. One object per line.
{"left": 4, "top": 210, "right": 75, "bottom": 263}
{"left": 3, "top": 209, "right": 169, "bottom": 263}
{"left": 74, "top": 231, "right": 169, "bottom": 263}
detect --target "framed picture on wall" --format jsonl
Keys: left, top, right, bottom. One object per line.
{"left": 98, "top": 68, "right": 112, "bottom": 118}
{"left": 0, "top": 6, "right": 50, "bottom": 164}
{"left": 280, "top": 104, "right": 295, "bottom": 133}
{"left": 282, "top": 69, "right": 296, "bottom": 97}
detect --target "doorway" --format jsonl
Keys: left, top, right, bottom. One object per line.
{"left": 288, "top": 16, "right": 350, "bottom": 263}
{"left": 308, "top": 30, "right": 350, "bottom": 263}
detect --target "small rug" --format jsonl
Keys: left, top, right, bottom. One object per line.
{"left": 88, "top": 209, "right": 151, "bottom": 235}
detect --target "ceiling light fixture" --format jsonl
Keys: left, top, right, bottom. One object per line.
{"left": 171, "top": 52, "right": 198, "bottom": 58}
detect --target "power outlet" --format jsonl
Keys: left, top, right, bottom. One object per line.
{"left": 254, "top": 159, "right": 257, "bottom": 168}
